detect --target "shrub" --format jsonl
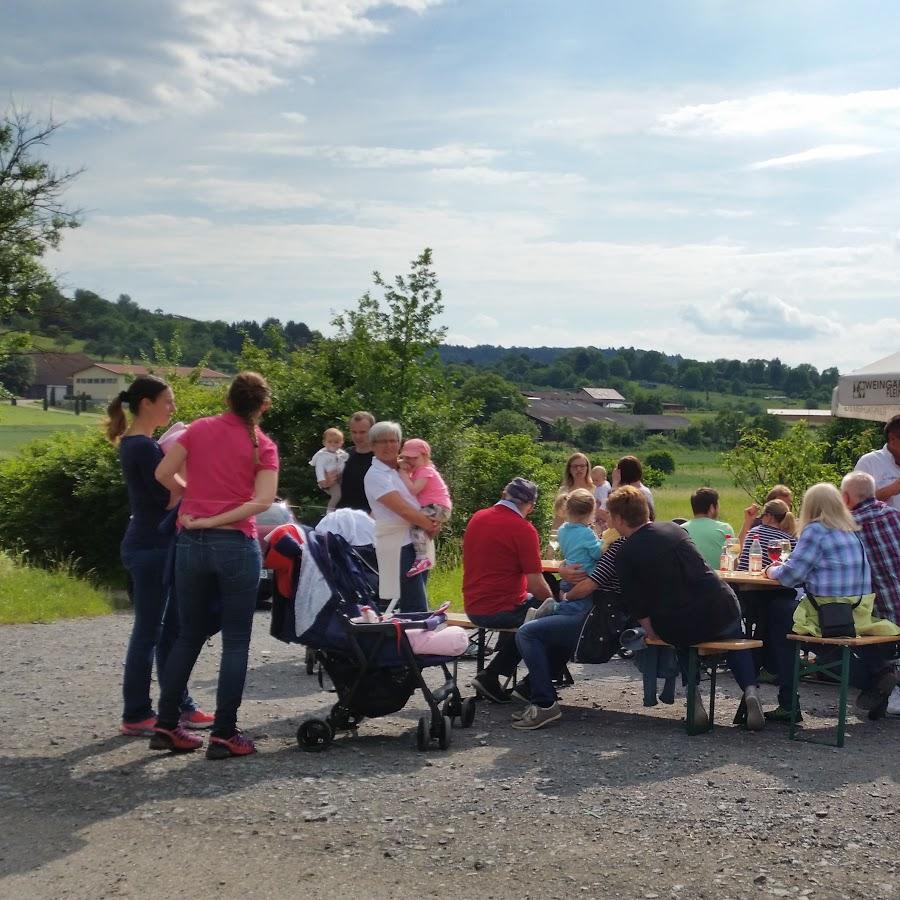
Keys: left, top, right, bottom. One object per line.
{"left": 644, "top": 450, "right": 675, "bottom": 474}
{"left": 483, "top": 409, "right": 540, "bottom": 439}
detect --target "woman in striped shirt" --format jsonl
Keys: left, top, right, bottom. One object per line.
{"left": 737, "top": 499, "right": 796, "bottom": 570}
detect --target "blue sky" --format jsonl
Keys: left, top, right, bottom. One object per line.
{"left": 4, "top": 0, "right": 900, "bottom": 370}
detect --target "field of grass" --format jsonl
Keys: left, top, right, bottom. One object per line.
{"left": 0, "top": 403, "right": 101, "bottom": 459}
{"left": 0, "top": 552, "right": 115, "bottom": 624}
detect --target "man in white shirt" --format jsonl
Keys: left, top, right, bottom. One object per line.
{"left": 854, "top": 415, "right": 900, "bottom": 512}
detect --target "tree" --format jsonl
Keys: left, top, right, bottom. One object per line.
{"left": 484, "top": 409, "right": 540, "bottom": 439}
{"left": 460, "top": 372, "right": 525, "bottom": 422}
{"left": 632, "top": 392, "right": 662, "bottom": 414}
{"left": 0, "top": 108, "right": 81, "bottom": 318}
{"left": 0, "top": 353, "right": 35, "bottom": 394}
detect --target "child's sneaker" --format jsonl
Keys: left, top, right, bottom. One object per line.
{"left": 120, "top": 716, "right": 157, "bottom": 737}
{"left": 524, "top": 598, "right": 557, "bottom": 623}
{"left": 179, "top": 708, "right": 215, "bottom": 730}
{"left": 406, "top": 558, "right": 433, "bottom": 578}
{"left": 149, "top": 725, "right": 203, "bottom": 753}
{"left": 206, "top": 731, "right": 257, "bottom": 760}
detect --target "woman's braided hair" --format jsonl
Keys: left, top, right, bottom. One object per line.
{"left": 226, "top": 371, "right": 271, "bottom": 465}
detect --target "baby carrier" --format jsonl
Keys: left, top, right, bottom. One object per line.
{"left": 268, "top": 524, "right": 475, "bottom": 752}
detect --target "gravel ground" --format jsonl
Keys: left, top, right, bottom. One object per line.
{"left": 0, "top": 612, "right": 898, "bottom": 900}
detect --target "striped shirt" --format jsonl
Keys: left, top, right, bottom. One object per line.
{"left": 769, "top": 523, "right": 871, "bottom": 598}
{"left": 851, "top": 497, "right": 900, "bottom": 624}
{"left": 737, "top": 524, "right": 796, "bottom": 570}
{"left": 587, "top": 537, "right": 624, "bottom": 594}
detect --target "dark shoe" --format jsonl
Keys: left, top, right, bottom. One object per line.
{"left": 206, "top": 731, "right": 257, "bottom": 760}
{"left": 856, "top": 669, "right": 898, "bottom": 711}
{"left": 510, "top": 676, "right": 531, "bottom": 704}
{"left": 149, "top": 725, "right": 203, "bottom": 753}
{"left": 764, "top": 705, "right": 802, "bottom": 724}
{"left": 471, "top": 672, "right": 511, "bottom": 704}
{"left": 757, "top": 667, "right": 779, "bottom": 686}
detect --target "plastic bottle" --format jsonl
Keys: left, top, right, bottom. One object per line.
{"left": 720, "top": 534, "right": 733, "bottom": 571}
{"left": 749, "top": 537, "right": 763, "bottom": 575}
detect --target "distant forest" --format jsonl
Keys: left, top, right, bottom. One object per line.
{"left": 2, "top": 287, "right": 839, "bottom": 405}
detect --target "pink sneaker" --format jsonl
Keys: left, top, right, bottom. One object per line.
{"left": 206, "top": 731, "right": 257, "bottom": 760}
{"left": 179, "top": 708, "right": 215, "bottom": 730}
{"left": 120, "top": 716, "right": 157, "bottom": 737}
{"left": 406, "top": 558, "right": 433, "bottom": 578}
{"left": 149, "top": 725, "right": 203, "bottom": 753}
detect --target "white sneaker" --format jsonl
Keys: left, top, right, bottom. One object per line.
{"left": 887, "top": 685, "right": 900, "bottom": 717}
{"left": 743, "top": 686, "right": 765, "bottom": 732}
{"left": 524, "top": 598, "right": 557, "bottom": 623}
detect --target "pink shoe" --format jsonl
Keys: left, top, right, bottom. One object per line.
{"left": 406, "top": 558, "right": 433, "bottom": 578}
{"left": 206, "top": 731, "right": 256, "bottom": 760}
{"left": 120, "top": 716, "right": 157, "bottom": 737}
{"left": 180, "top": 708, "right": 215, "bottom": 730}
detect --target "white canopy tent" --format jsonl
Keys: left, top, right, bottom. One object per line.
{"left": 832, "top": 351, "right": 900, "bottom": 423}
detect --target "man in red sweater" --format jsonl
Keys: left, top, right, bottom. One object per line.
{"left": 463, "top": 477, "right": 552, "bottom": 703}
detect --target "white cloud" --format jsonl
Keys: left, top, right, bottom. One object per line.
{"left": 658, "top": 87, "right": 900, "bottom": 138}
{"left": 683, "top": 289, "right": 840, "bottom": 339}
{"left": 3, "top": 0, "right": 444, "bottom": 121}
{"left": 429, "top": 166, "right": 583, "bottom": 187}
{"left": 471, "top": 314, "right": 499, "bottom": 329}
{"left": 749, "top": 144, "right": 882, "bottom": 170}
{"left": 281, "top": 111, "right": 308, "bottom": 124}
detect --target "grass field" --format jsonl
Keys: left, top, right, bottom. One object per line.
{"left": 0, "top": 552, "right": 115, "bottom": 624}
{"left": 0, "top": 403, "right": 101, "bottom": 459}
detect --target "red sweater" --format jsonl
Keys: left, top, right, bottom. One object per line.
{"left": 463, "top": 503, "right": 542, "bottom": 617}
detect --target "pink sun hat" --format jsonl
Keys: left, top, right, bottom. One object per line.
{"left": 401, "top": 438, "right": 431, "bottom": 458}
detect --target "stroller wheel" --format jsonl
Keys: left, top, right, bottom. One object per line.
{"left": 416, "top": 717, "right": 430, "bottom": 752}
{"left": 440, "top": 698, "right": 459, "bottom": 722}
{"left": 297, "top": 718, "right": 333, "bottom": 752}
{"left": 461, "top": 697, "right": 477, "bottom": 728}
{"left": 437, "top": 714, "right": 452, "bottom": 751}
{"left": 305, "top": 648, "right": 316, "bottom": 675}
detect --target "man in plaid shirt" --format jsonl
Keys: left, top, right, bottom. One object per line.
{"left": 841, "top": 471, "right": 900, "bottom": 625}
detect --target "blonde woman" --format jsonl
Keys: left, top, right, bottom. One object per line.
{"left": 764, "top": 483, "right": 900, "bottom": 722}
{"left": 552, "top": 452, "right": 593, "bottom": 527}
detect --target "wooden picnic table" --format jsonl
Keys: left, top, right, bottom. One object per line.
{"left": 542, "top": 561, "right": 783, "bottom": 589}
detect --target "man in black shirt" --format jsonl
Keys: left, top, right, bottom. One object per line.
{"left": 608, "top": 486, "right": 764, "bottom": 731}
{"left": 334, "top": 411, "right": 375, "bottom": 512}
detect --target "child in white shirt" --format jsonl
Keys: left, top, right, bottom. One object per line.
{"left": 309, "top": 427, "right": 349, "bottom": 512}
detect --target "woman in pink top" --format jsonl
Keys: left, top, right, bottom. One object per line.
{"left": 151, "top": 372, "right": 279, "bottom": 759}
{"left": 399, "top": 438, "right": 452, "bottom": 577}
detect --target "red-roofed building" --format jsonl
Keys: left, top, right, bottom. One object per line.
{"left": 70, "top": 362, "right": 230, "bottom": 401}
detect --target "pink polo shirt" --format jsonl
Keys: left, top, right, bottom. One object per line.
{"left": 410, "top": 464, "right": 452, "bottom": 510}
{"left": 177, "top": 411, "right": 279, "bottom": 539}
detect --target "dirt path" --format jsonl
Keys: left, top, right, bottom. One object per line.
{"left": 1, "top": 613, "right": 897, "bottom": 899}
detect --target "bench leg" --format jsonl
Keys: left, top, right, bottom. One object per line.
{"left": 708, "top": 660, "right": 717, "bottom": 728}
{"left": 789, "top": 641, "right": 802, "bottom": 740}
{"left": 836, "top": 645, "right": 851, "bottom": 749}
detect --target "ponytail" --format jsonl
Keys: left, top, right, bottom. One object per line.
{"left": 781, "top": 511, "right": 798, "bottom": 538}
{"left": 226, "top": 371, "right": 271, "bottom": 466}
{"left": 103, "top": 376, "right": 170, "bottom": 444}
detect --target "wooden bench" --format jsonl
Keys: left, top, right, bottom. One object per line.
{"left": 647, "top": 637, "right": 764, "bottom": 735}
{"left": 785, "top": 633, "right": 900, "bottom": 748}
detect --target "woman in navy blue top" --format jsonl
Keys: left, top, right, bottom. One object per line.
{"left": 106, "top": 375, "right": 211, "bottom": 736}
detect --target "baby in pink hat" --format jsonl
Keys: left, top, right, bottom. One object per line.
{"left": 398, "top": 438, "right": 452, "bottom": 577}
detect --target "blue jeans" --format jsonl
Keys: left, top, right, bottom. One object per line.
{"left": 157, "top": 530, "right": 261, "bottom": 738}
{"left": 399, "top": 543, "right": 428, "bottom": 613}
{"left": 120, "top": 543, "right": 195, "bottom": 722}
{"left": 469, "top": 596, "right": 543, "bottom": 677}
{"left": 515, "top": 597, "right": 593, "bottom": 706}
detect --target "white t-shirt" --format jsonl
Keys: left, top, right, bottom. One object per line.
{"left": 855, "top": 445, "right": 900, "bottom": 512}
{"left": 593, "top": 481, "right": 612, "bottom": 509}
{"left": 364, "top": 457, "right": 418, "bottom": 541}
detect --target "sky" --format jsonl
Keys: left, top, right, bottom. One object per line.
{"left": 4, "top": 0, "right": 900, "bottom": 371}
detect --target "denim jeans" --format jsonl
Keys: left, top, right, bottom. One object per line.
{"left": 120, "top": 543, "right": 195, "bottom": 722}
{"left": 157, "top": 530, "right": 261, "bottom": 738}
{"left": 399, "top": 543, "right": 428, "bottom": 613}
{"left": 469, "top": 596, "right": 543, "bottom": 677}
{"left": 515, "top": 597, "right": 593, "bottom": 706}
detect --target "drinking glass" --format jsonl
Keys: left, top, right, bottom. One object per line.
{"left": 548, "top": 532, "right": 560, "bottom": 559}
{"left": 781, "top": 539, "right": 792, "bottom": 561}
{"left": 767, "top": 540, "right": 782, "bottom": 563}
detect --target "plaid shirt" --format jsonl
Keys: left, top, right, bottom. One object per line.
{"left": 770, "top": 522, "right": 871, "bottom": 598}
{"left": 851, "top": 497, "right": 900, "bottom": 624}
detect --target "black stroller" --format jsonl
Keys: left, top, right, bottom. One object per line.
{"left": 269, "top": 526, "right": 475, "bottom": 752}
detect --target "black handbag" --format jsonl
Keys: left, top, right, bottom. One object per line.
{"left": 802, "top": 535, "right": 866, "bottom": 639}
{"left": 574, "top": 591, "right": 629, "bottom": 664}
